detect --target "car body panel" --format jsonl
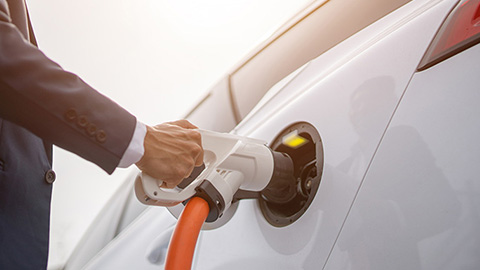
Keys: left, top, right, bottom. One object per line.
{"left": 83, "top": 207, "right": 177, "bottom": 269}
{"left": 324, "top": 43, "right": 480, "bottom": 270}
{"left": 192, "top": 1, "right": 458, "bottom": 269}
{"left": 184, "top": 77, "right": 237, "bottom": 132}
{"left": 184, "top": 0, "right": 413, "bottom": 127}
{"left": 230, "top": 0, "right": 412, "bottom": 119}
{"left": 69, "top": 0, "right": 480, "bottom": 269}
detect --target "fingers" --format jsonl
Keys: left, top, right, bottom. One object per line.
{"left": 189, "top": 129, "right": 204, "bottom": 167}
{"left": 195, "top": 155, "right": 204, "bottom": 167}
{"left": 179, "top": 125, "right": 203, "bottom": 167}
{"left": 135, "top": 120, "right": 204, "bottom": 189}
{"left": 161, "top": 181, "right": 176, "bottom": 189}
{"left": 194, "top": 147, "right": 204, "bottom": 166}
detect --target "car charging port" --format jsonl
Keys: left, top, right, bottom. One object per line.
{"left": 261, "top": 151, "right": 297, "bottom": 205}
{"left": 259, "top": 122, "right": 323, "bottom": 227}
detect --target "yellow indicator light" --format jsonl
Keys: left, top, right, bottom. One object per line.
{"left": 282, "top": 130, "right": 308, "bottom": 149}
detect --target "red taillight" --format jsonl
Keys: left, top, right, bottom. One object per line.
{"left": 418, "top": 0, "right": 480, "bottom": 70}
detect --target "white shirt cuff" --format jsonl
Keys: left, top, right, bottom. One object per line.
{"left": 118, "top": 120, "right": 147, "bottom": 168}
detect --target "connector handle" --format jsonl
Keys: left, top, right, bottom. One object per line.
{"left": 134, "top": 150, "right": 216, "bottom": 207}
{"left": 134, "top": 129, "right": 274, "bottom": 208}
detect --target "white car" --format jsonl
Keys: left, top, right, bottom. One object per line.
{"left": 66, "top": 0, "right": 480, "bottom": 268}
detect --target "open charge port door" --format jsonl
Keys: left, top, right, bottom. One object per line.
{"left": 259, "top": 122, "right": 324, "bottom": 227}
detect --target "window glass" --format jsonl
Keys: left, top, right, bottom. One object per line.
{"left": 230, "top": 0, "right": 412, "bottom": 121}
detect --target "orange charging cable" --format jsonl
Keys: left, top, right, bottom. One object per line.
{"left": 165, "top": 196, "right": 210, "bottom": 270}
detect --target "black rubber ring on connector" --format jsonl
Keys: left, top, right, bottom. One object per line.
{"left": 194, "top": 180, "right": 226, "bottom": 223}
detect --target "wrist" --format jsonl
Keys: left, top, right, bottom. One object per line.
{"left": 118, "top": 121, "right": 147, "bottom": 168}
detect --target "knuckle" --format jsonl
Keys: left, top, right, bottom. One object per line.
{"left": 189, "top": 130, "right": 201, "bottom": 141}
{"left": 175, "top": 163, "right": 191, "bottom": 178}
{"left": 191, "top": 145, "right": 202, "bottom": 156}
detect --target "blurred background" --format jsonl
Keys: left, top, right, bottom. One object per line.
{"left": 25, "top": 0, "right": 311, "bottom": 268}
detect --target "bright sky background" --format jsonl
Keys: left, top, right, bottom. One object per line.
{"left": 25, "top": 0, "right": 311, "bottom": 268}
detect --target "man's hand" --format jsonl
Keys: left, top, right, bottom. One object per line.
{"left": 135, "top": 120, "right": 204, "bottom": 188}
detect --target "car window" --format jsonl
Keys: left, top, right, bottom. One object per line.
{"left": 230, "top": 0, "right": 412, "bottom": 121}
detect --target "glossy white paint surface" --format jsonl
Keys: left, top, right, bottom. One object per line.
{"left": 84, "top": 207, "right": 177, "bottom": 269}
{"left": 324, "top": 43, "right": 480, "bottom": 270}
{"left": 192, "top": 1, "right": 457, "bottom": 269}
{"left": 185, "top": 77, "right": 237, "bottom": 132}
{"left": 72, "top": 0, "right": 480, "bottom": 269}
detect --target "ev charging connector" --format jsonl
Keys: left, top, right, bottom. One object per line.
{"left": 134, "top": 130, "right": 297, "bottom": 227}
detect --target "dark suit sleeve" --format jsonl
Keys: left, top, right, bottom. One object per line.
{"left": 0, "top": 4, "right": 136, "bottom": 174}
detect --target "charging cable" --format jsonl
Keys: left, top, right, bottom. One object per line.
{"left": 165, "top": 197, "right": 210, "bottom": 269}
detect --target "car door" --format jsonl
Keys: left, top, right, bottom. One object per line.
{"left": 325, "top": 11, "right": 480, "bottom": 270}
{"left": 191, "top": 1, "right": 458, "bottom": 269}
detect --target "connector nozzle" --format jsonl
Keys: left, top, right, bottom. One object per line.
{"left": 261, "top": 151, "right": 297, "bottom": 204}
